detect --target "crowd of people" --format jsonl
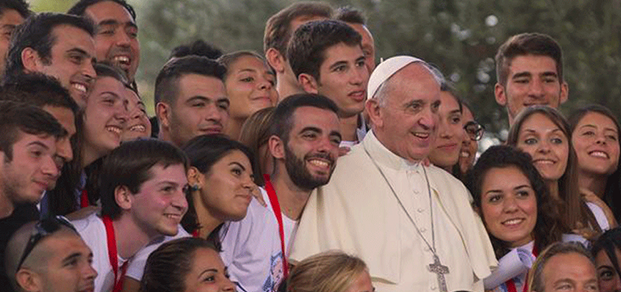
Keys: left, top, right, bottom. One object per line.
{"left": 0, "top": 0, "right": 620, "bottom": 292}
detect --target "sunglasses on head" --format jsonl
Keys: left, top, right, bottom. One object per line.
{"left": 463, "top": 121, "right": 485, "bottom": 141}
{"left": 16, "top": 216, "right": 77, "bottom": 271}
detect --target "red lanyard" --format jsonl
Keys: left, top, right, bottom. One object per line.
{"left": 103, "top": 216, "right": 128, "bottom": 292}
{"left": 506, "top": 244, "right": 539, "bottom": 292}
{"left": 264, "top": 174, "right": 289, "bottom": 278}
{"left": 80, "top": 189, "right": 89, "bottom": 208}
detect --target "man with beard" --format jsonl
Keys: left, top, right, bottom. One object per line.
{"left": 68, "top": 0, "right": 140, "bottom": 83}
{"left": 220, "top": 93, "right": 341, "bottom": 292}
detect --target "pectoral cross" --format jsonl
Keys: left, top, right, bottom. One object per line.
{"left": 427, "top": 254, "right": 449, "bottom": 292}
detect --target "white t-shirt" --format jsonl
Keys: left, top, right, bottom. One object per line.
{"left": 72, "top": 213, "right": 128, "bottom": 292}
{"left": 586, "top": 201, "right": 610, "bottom": 231}
{"left": 72, "top": 213, "right": 191, "bottom": 291}
{"left": 126, "top": 227, "right": 190, "bottom": 280}
{"left": 220, "top": 188, "right": 297, "bottom": 292}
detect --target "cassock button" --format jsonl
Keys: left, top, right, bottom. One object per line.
{"left": 417, "top": 208, "right": 424, "bottom": 213}
{"left": 424, "top": 246, "right": 430, "bottom": 252}
{"left": 431, "top": 286, "right": 437, "bottom": 290}
{"left": 413, "top": 189, "right": 420, "bottom": 194}
{"left": 420, "top": 228, "right": 427, "bottom": 232}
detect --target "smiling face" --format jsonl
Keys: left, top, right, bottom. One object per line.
{"left": 459, "top": 107, "right": 478, "bottom": 174}
{"left": 225, "top": 55, "right": 277, "bottom": 121}
{"left": 429, "top": 91, "right": 463, "bottom": 169}
{"left": 30, "top": 25, "right": 96, "bottom": 108}
{"left": 369, "top": 63, "right": 441, "bottom": 163}
{"left": 183, "top": 247, "right": 235, "bottom": 292}
{"left": 194, "top": 150, "right": 255, "bottom": 223}
{"left": 275, "top": 106, "right": 341, "bottom": 191}
{"left": 130, "top": 163, "right": 188, "bottom": 238}
{"left": 542, "top": 252, "right": 599, "bottom": 292}
{"left": 572, "top": 112, "right": 620, "bottom": 178}
{"left": 516, "top": 113, "right": 569, "bottom": 182}
{"left": 0, "top": 9, "right": 24, "bottom": 73}
{"left": 595, "top": 248, "right": 621, "bottom": 292}
{"left": 0, "top": 131, "right": 59, "bottom": 205}
{"left": 315, "top": 43, "right": 368, "bottom": 118}
{"left": 83, "top": 76, "right": 129, "bottom": 164}
{"left": 122, "top": 88, "right": 151, "bottom": 141}
{"left": 84, "top": 0, "right": 140, "bottom": 81}
{"left": 495, "top": 55, "right": 568, "bottom": 124}
{"left": 165, "top": 74, "right": 230, "bottom": 147}
{"left": 480, "top": 166, "right": 537, "bottom": 247}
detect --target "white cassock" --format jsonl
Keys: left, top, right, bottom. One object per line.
{"left": 290, "top": 131, "right": 497, "bottom": 292}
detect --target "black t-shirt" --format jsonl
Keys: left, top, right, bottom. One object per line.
{"left": 0, "top": 204, "right": 39, "bottom": 291}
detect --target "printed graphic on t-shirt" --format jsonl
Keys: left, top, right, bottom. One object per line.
{"left": 262, "top": 251, "right": 284, "bottom": 292}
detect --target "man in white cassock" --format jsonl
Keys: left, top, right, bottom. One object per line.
{"left": 290, "top": 56, "right": 497, "bottom": 292}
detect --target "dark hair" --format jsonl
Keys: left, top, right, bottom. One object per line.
{"left": 287, "top": 20, "right": 362, "bottom": 81}
{"left": 94, "top": 62, "right": 129, "bottom": 85}
{"left": 0, "top": 72, "right": 78, "bottom": 115}
{"left": 506, "top": 106, "right": 597, "bottom": 234}
{"left": 181, "top": 134, "right": 255, "bottom": 235}
{"left": 270, "top": 93, "right": 338, "bottom": 144}
{"left": 466, "top": 145, "right": 565, "bottom": 258}
{"left": 0, "top": 0, "right": 30, "bottom": 19}
{"left": 264, "top": 1, "right": 333, "bottom": 55}
{"left": 154, "top": 56, "right": 227, "bottom": 106}
{"left": 592, "top": 227, "right": 621, "bottom": 282}
{"left": 141, "top": 237, "right": 221, "bottom": 292}
{"left": 569, "top": 104, "right": 621, "bottom": 223}
{"left": 5, "top": 13, "right": 95, "bottom": 77}
{"left": 334, "top": 6, "right": 366, "bottom": 25}
{"left": 451, "top": 97, "right": 476, "bottom": 181}
{"left": 100, "top": 139, "right": 189, "bottom": 219}
{"left": 440, "top": 82, "right": 463, "bottom": 113}
{"left": 67, "top": 0, "right": 136, "bottom": 21}
{"left": 495, "top": 33, "right": 564, "bottom": 87}
{"left": 217, "top": 50, "right": 271, "bottom": 80}
{"left": 239, "top": 107, "right": 276, "bottom": 186}
{"left": 169, "top": 39, "right": 223, "bottom": 60}
{"left": 0, "top": 100, "right": 63, "bottom": 161}
{"left": 528, "top": 242, "right": 594, "bottom": 292}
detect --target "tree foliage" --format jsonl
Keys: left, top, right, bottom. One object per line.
{"left": 134, "top": 0, "right": 621, "bottom": 133}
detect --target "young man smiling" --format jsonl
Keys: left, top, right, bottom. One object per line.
{"left": 5, "top": 13, "right": 97, "bottom": 108}
{"left": 220, "top": 93, "right": 341, "bottom": 292}
{"left": 71, "top": 139, "right": 189, "bottom": 292}
{"left": 68, "top": 0, "right": 140, "bottom": 83}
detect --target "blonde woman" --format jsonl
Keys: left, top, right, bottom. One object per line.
{"left": 283, "top": 251, "right": 374, "bottom": 292}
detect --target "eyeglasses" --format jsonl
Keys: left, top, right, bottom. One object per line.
{"left": 16, "top": 216, "right": 77, "bottom": 271}
{"left": 463, "top": 121, "right": 485, "bottom": 141}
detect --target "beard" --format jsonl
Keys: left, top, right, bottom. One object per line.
{"left": 283, "top": 145, "right": 334, "bottom": 191}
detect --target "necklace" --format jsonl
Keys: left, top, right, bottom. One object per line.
{"left": 363, "top": 146, "right": 449, "bottom": 292}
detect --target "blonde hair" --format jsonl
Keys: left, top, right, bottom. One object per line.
{"left": 286, "top": 251, "right": 369, "bottom": 292}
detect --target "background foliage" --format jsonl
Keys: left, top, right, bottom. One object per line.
{"left": 32, "top": 0, "right": 621, "bottom": 136}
